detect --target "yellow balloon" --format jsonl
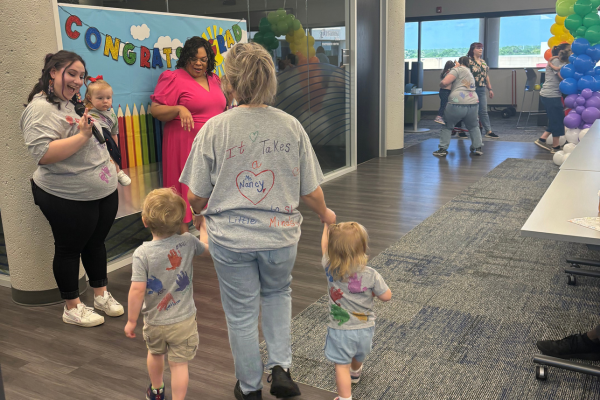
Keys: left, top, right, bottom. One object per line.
{"left": 309, "top": 47, "right": 316, "bottom": 58}
{"left": 548, "top": 36, "right": 561, "bottom": 48}
{"left": 550, "top": 23, "right": 563, "bottom": 36}
{"left": 285, "top": 34, "right": 293, "bottom": 42}
{"left": 294, "top": 28, "right": 305, "bottom": 38}
{"left": 558, "top": 33, "right": 570, "bottom": 43}
{"left": 308, "top": 36, "right": 315, "bottom": 46}
{"left": 556, "top": 15, "right": 567, "bottom": 25}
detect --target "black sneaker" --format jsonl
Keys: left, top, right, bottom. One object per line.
{"left": 470, "top": 147, "right": 483, "bottom": 156}
{"left": 433, "top": 148, "right": 448, "bottom": 157}
{"left": 458, "top": 132, "right": 468, "bottom": 139}
{"left": 486, "top": 132, "right": 499, "bottom": 138}
{"left": 146, "top": 384, "right": 167, "bottom": 400}
{"left": 268, "top": 366, "right": 301, "bottom": 398}
{"left": 534, "top": 139, "right": 551, "bottom": 151}
{"left": 536, "top": 333, "right": 600, "bottom": 361}
{"left": 234, "top": 380, "right": 262, "bottom": 400}
{"left": 551, "top": 146, "right": 562, "bottom": 154}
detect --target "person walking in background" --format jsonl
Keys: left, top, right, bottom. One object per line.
{"left": 535, "top": 43, "right": 572, "bottom": 153}
{"left": 467, "top": 42, "right": 499, "bottom": 138}
{"left": 435, "top": 60, "right": 456, "bottom": 125}
{"left": 316, "top": 46, "right": 330, "bottom": 64}
{"left": 150, "top": 36, "right": 226, "bottom": 235}
{"left": 433, "top": 56, "right": 483, "bottom": 157}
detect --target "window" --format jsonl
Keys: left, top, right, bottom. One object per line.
{"left": 405, "top": 22, "right": 418, "bottom": 60}
{"left": 419, "top": 18, "right": 482, "bottom": 69}
{"left": 498, "top": 14, "right": 555, "bottom": 68}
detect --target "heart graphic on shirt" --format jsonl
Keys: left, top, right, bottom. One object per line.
{"left": 215, "top": 208, "right": 222, "bottom": 214}
{"left": 292, "top": 167, "right": 299, "bottom": 176}
{"left": 249, "top": 131, "right": 259, "bottom": 142}
{"left": 236, "top": 170, "right": 275, "bottom": 205}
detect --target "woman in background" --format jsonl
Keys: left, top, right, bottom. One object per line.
{"left": 467, "top": 42, "right": 498, "bottom": 138}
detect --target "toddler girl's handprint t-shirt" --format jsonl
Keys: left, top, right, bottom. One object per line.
{"left": 322, "top": 255, "right": 390, "bottom": 330}
{"left": 131, "top": 233, "right": 206, "bottom": 326}
{"left": 448, "top": 66, "right": 478, "bottom": 105}
{"left": 180, "top": 106, "right": 324, "bottom": 252}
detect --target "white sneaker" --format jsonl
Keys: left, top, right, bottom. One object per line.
{"left": 63, "top": 303, "right": 105, "bottom": 327}
{"left": 117, "top": 170, "right": 131, "bottom": 186}
{"left": 94, "top": 291, "right": 124, "bottom": 317}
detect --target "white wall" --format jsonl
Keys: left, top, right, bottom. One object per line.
{"left": 406, "top": 0, "right": 553, "bottom": 19}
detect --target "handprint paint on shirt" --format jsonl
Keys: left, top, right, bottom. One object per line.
{"left": 157, "top": 293, "right": 180, "bottom": 311}
{"left": 175, "top": 271, "right": 190, "bottom": 292}
{"left": 147, "top": 276, "right": 165, "bottom": 295}
{"left": 330, "top": 304, "right": 350, "bottom": 326}
{"left": 167, "top": 249, "right": 182, "bottom": 271}
{"left": 324, "top": 265, "right": 334, "bottom": 282}
{"left": 99, "top": 166, "right": 112, "bottom": 183}
{"left": 348, "top": 273, "right": 368, "bottom": 294}
{"left": 330, "top": 287, "right": 344, "bottom": 306}
{"left": 352, "top": 312, "right": 369, "bottom": 322}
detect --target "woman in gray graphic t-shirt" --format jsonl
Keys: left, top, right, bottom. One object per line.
{"left": 21, "top": 51, "right": 122, "bottom": 328}
{"left": 180, "top": 43, "right": 337, "bottom": 398}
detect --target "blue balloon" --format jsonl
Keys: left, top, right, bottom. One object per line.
{"left": 586, "top": 69, "right": 596, "bottom": 76}
{"left": 575, "top": 54, "right": 595, "bottom": 72}
{"left": 569, "top": 54, "right": 577, "bottom": 63}
{"left": 561, "top": 64, "right": 576, "bottom": 79}
{"left": 594, "top": 66, "right": 600, "bottom": 75}
{"left": 578, "top": 75, "right": 595, "bottom": 91}
{"left": 560, "top": 77, "right": 579, "bottom": 95}
{"left": 572, "top": 38, "right": 591, "bottom": 55}
{"left": 574, "top": 71, "right": 585, "bottom": 80}
{"left": 587, "top": 44, "right": 600, "bottom": 62}
{"left": 594, "top": 76, "right": 600, "bottom": 91}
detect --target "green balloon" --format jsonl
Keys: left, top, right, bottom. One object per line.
{"left": 267, "top": 11, "right": 279, "bottom": 25}
{"left": 570, "top": 3, "right": 576, "bottom": 14}
{"left": 276, "top": 8, "right": 287, "bottom": 17}
{"left": 584, "top": 12, "right": 600, "bottom": 27}
{"left": 556, "top": 0, "right": 572, "bottom": 16}
{"left": 575, "top": 0, "right": 594, "bottom": 16}
{"left": 593, "top": 0, "right": 600, "bottom": 7}
{"left": 264, "top": 31, "right": 275, "bottom": 41}
{"left": 586, "top": 24, "right": 600, "bottom": 42}
{"left": 276, "top": 21, "right": 288, "bottom": 36}
{"left": 270, "top": 39, "right": 280, "bottom": 50}
{"left": 292, "top": 19, "right": 301, "bottom": 30}
{"left": 565, "top": 14, "right": 584, "bottom": 31}
{"left": 577, "top": 25, "right": 589, "bottom": 36}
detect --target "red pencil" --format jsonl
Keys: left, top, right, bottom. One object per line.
{"left": 117, "top": 106, "right": 128, "bottom": 170}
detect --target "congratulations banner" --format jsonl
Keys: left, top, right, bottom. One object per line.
{"left": 55, "top": 4, "right": 247, "bottom": 167}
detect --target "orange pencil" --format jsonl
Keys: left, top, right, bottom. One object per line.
{"left": 125, "top": 105, "right": 136, "bottom": 168}
{"left": 133, "top": 104, "right": 143, "bottom": 167}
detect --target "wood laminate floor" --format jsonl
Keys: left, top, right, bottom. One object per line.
{"left": 0, "top": 139, "right": 553, "bottom": 400}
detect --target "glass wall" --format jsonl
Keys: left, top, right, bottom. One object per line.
{"left": 498, "top": 14, "right": 555, "bottom": 68}
{"left": 405, "top": 22, "right": 418, "bottom": 60}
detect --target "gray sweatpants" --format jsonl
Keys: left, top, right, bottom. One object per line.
{"left": 438, "top": 103, "right": 483, "bottom": 151}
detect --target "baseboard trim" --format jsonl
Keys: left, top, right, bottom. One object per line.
{"left": 11, "top": 276, "right": 88, "bottom": 306}
{"left": 387, "top": 148, "right": 404, "bottom": 156}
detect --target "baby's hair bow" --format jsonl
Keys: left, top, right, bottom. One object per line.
{"left": 89, "top": 75, "right": 103, "bottom": 82}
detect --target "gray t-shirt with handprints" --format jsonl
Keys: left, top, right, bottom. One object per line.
{"left": 180, "top": 106, "right": 324, "bottom": 252}
{"left": 131, "top": 233, "right": 206, "bottom": 326}
{"left": 322, "top": 255, "right": 389, "bottom": 330}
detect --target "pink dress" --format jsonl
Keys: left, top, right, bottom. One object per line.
{"left": 151, "top": 69, "right": 226, "bottom": 223}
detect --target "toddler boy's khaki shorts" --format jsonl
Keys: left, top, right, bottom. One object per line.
{"left": 143, "top": 315, "right": 199, "bottom": 363}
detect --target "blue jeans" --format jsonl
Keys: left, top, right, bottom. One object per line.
{"left": 438, "top": 89, "right": 451, "bottom": 117}
{"left": 476, "top": 86, "right": 492, "bottom": 133}
{"left": 209, "top": 239, "right": 297, "bottom": 394}
{"left": 439, "top": 104, "right": 483, "bottom": 151}
{"left": 540, "top": 96, "right": 565, "bottom": 137}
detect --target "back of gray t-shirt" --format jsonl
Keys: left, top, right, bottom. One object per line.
{"left": 540, "top": 59, "right": 567, "bottom": 98}
{"left": 322, "top": 256, "right": 390, "bottom": 330}
{"left": 131, "top": 232, "right": 206, "bottom": 326}
{"left": 449, "top": 66, "right": 478, "bottom": 105}
{"left": 21, "top": 94, "right": 118, "bottom": 201}
{"left": 180, "top": 106, "right": 324, "bottom": 252}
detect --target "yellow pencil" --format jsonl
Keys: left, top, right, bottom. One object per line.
{"left": 140, "top": 104, "right": 149, "bottom": 165}
{"left": 125, "top": 105, "right": 136, "bottom": 168}
{"left": 133, "top": 104, "right": 143, "bottom": 167}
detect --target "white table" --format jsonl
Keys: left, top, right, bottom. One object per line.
{"left": 561, "top": 121, "right": 600, "bottom": 173}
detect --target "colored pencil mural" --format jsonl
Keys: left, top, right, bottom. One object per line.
{"left": 116, "top": 103, "right": 164, "bottom": 168}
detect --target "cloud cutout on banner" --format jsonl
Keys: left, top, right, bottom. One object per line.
{"left": 154, "top": 36, "right": 184, "bottom": 60}
{"left": 131, "top": 24, "right": 150, "bottom": 41}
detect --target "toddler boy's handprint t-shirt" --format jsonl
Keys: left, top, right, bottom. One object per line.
{"left": 131, "top": 233, "right": 206, "bottom": 326}
{"left": 322, "top": 256, "right": 389, "bottom": 330}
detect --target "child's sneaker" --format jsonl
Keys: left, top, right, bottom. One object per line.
{"left": 63, "top": 303, "right": 104, "bottom": 327}
{"left": 94, "top": 291, "right": 124, "bottom": 317}
{"left": 434, "top": 116, "right": 445, "bottom": 125}
{"left": 350, "top": 365, "right": 363, "bottom": 383}
{"left": 146, "top": 383, "right": 167, "bottom": 400}
{"left": 117, "top": 170, "right": 132, "bottom": 186}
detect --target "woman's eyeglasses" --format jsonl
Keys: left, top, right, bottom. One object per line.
{"left": 191, "top": 57, "right": 209, "bottom": 64}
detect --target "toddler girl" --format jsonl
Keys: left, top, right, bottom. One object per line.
{"left": 435, "top": 60, "right": 456, "bottom": 125}
{"left": 85, "top": 75, "right": 131, "bottom": 186}
{"left": 321, "top": 222, "right": 392, "bottom": 400}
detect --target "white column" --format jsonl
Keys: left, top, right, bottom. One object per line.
{"left": 0, "top": 0, "right": 86, "bottom": 304}
{"left": 385, "top": 0, "right": 405, "bottom": 152}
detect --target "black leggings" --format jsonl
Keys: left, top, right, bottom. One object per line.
{"left": 32, "top": 181, "right": 119, "bottom": 299}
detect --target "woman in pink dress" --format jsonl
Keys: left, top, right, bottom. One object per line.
{"left": 151, "top": 36, "right": 227, "bottom": 233}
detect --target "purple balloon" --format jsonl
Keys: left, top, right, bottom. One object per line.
{"left": 565, "top": 94, "right": 579, "bottom": 109}
{"left": 577, "top": 105, "right": 586, "bottom": 114}
{"left": 580, "top": 121, "right": 587, "bottom": 129}
{"left": 582, "top": 88, "right": 594, "bottom": 99}
{"left": 586, "top": 96, "right": 600, "bottom": 109}
{"left": 582, "top": 106, "right": 600, "bottom": 124}
{"left": 565, "top": 113, "right": 582, "bottom": 128}
{"left": 577, "top": 96, "right": 587, "bottom": 106}
{"left": 584, "top": 124, "right": 593, "bottom": 129}
{"left": 593, "top": 91, "right": 600, "bottom": 99}
{"left": 569, "top": 109, "right": 578, "bottom": 114}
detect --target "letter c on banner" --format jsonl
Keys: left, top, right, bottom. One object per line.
{"left": 65, "top": 15, "right": 82, "bottom": 39}
{"left": 85, "top": 27, "right": 101, "bottom": 51}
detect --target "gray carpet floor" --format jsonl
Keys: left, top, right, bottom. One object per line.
{"left": 262, "top": 158, "right": 600, "bottom": 399}
{"left": 405, "top": 114, "right": 546, "bottom": 149}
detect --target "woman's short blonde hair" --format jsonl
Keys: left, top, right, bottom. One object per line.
{"left": 327, "top": 222, "right": 369, "bottom": 281}
{"left": 223, "top": 42, "right": 277, "bottom": 106}
{"left": 142, "top": 188, "right": 186, "bottom": 236}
